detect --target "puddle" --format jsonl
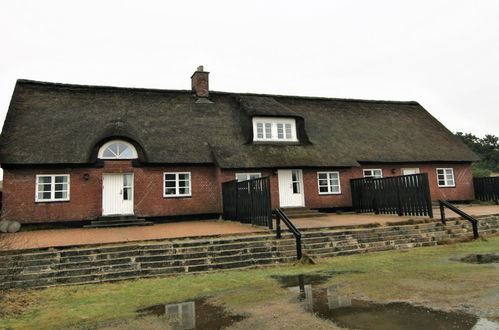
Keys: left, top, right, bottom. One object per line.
{"left": 137, "top": 297, "right": 245, "bottom": 330}
{"left": 271, "top": 271, "right": 362, "bottom": 289}
{"left": 459, "top": 254, "right": 499, "bottom": 264}
{"left": 307, "top": 288, "right": 482, "bottom": 330}
{"left": 277, "top": 274, "right": 497, "bottom": 330}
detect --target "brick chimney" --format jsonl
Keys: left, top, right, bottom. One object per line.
{"left": 191, "top": 65, "right": 209, "bottom": 98}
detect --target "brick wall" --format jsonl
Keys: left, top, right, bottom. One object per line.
{"left": 2, "top": 162, "right": 220, "bottom": 224}
{"left": 1, "top": 162, "right": 474, "bottom": 223}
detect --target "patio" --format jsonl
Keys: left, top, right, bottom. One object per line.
{"left": 1, "top": 204, "right": 498, "bottom": 251}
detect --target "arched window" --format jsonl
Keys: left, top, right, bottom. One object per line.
{"left": 98, "top": 140, "right": 138, "bottom": 159}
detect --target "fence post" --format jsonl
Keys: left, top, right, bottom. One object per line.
{"left": 439, "top": 201, "right": 446, "bottom": 224}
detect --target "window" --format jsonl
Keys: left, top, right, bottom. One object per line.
{"left": 98, "top": 140, "right": 138, "bottom": 159}
{"left": 164, "top": 172, "right": 191, "bottom": 197}
{"left": 36, "top": 174, "right": 70, "bottom": 202}
{"left": 437, "top": 168, "right": 455, "bottom": 187}
{"left": 291, "top": 169, "right": 301, "bottom": 194}
{"left": 363, "top": 169, "right": 383, "bottom": 179}
{"left": 235, "top": 173, "right": 261, "bottom": 182}
{"left": 252, "top": 117, "right": 297, "bottom": 142}
{"left": 402, "top": 168, "right": 420, "bottom": 175}
{"left": 317, "top": 172, "right": 341, "bottom": 194}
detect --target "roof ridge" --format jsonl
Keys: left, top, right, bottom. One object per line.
{"left": 16, "top": 79, "right": 419, "bottom": 105}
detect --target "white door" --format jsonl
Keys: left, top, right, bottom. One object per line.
{"left": 402, "top": 168, "right": 420, "bottom": 175}
{"left": 102, "top": 173, "right": 134, "bottom": 216}
{"left": 278, "top": 169, "right": 305, "bottom": 207}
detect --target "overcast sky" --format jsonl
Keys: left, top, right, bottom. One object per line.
{"left": 0, "top": 0, "right": 498, "bottom": 139}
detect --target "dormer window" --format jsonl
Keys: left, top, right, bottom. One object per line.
{"left": 98, "top": 140, "right": 138, "bottom": 159}
{"left": 252, "top": 117, "right": 297, "bottom": 142}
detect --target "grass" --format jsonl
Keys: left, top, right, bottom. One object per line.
{"left": 1, "top": 237, "right": 498, "bottom": 329}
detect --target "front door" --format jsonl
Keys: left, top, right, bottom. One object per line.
{"left": 102, "top": 173, "right": 134, "bottom": 216}
{"left": 278, "top": 169, "right": 305, "bottom": 207}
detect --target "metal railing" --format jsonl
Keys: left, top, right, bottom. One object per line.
{"left": 275, "top": 208, "right": 302, "bottom": 260}
{"left": 439, "top": 200, "right": 479, "bottom": 239}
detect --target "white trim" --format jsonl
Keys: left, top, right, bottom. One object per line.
{"left": 252, "top": 117, "right": 298, "bottom": 142}
{"left": 436, "top": 168, "right": 455, "bottom": 187}
{"left": 35, "top": 174, "right": 70, "bottom": 202}
{"left": 317, "top": 171, "right": 341, "bottom": 195}
{"left": 163, "top": 172, "right": 192, "bottom": 197}
{"left": 402, "top": 168, "right": 420, "bottom": 175}
{"left": 235, "top": 172, "right": 261, "bottom": 182}
{"left": 98, "top": 140, "right": 138, "bottom": 159}
{"left": 363, "top": 169, "right": 383, "bottom": 178}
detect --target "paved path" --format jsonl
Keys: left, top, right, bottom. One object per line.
{"left": 2, "top": 205, "right": 498, "bottom": 251}
{"left": 1, "top": 221, "right": 266, "bottom": 251}
{"left": 292, "top": 204, "right": 499, "bottom": 229}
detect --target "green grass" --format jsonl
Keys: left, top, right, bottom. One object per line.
{"left": 1, "top": 237, "right": 498, "bottom": 329}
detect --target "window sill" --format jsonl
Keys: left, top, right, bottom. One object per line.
{"left": 35, "top": 200, "right": 70, "bottom": 204}
{"left": 438, "top": 185, "right": 456, "bottom": 188}
{"left": 163, "top": 195, "right": 193, "bottom": 199}
{"left": 318, "top": 193, "right": 342, "bottom": 196}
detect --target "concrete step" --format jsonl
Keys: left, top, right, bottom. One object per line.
{"left": 84, "top": 216, "right": 154, "bottom": 228}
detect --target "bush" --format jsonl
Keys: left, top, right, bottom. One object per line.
{"left": 472, "top": 167, "right": 492, "bottom": 178}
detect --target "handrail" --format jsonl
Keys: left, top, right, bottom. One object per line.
{"left": 439, "top": 200, "right": 479, "bottom": 239}
{"left": 274, "top": 208, "right": 302, "bottom": 260}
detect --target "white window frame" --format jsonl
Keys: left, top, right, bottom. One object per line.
{"left": 98, "top": 140, "right": 138, "bottom": 159}
{"left": 35, "top": 174, "right": 70, "bottom": 202}
{"left": 363, "top": 169, "right": 383, "bottom": 179}
{"left": 163, "top": 172, "right": 192, "bottom": 197}
{"left": 436, "top": 168, "right": 455, "bottom": 187}
{"left": 235, "top": 173, "right": 262, "bottom": 182}
{"left": 317, "top": 171, "right": 341, "bottom": 195}
{"left": 252, "top": 117, "right": 298, "bottom": 142}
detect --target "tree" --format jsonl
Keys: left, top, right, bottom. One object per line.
{"left": 455, "top": 132, "right": 499, "bottom": 175}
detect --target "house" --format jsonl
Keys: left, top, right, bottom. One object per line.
{"left": 0, "top": 66, "right": 479, "bottom": 224}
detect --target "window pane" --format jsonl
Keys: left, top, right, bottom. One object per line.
{"left": 55, "top": 184, "right": 65, "bottom": 191}
{"left": 277, "top": 123, "right": 284, "bottom": 139}
{"left": 438, "top": 180, "right": 446, "bottom": 186}
{"left": 179, "top": 187, "right": 190, "bottom": 195}
{"left": 235, "top": 174, "right": 248, "bottom": 182}
{"left": 123, "top": 187, "right": 131, "bottom": 200}
{"left": 103, "top": 149, "right": 115, "bottom": 158}
{"left": 165, "top": 188, "right": 176, "bottom": 195}
{"left": 292, "top": 170, "right": 298, "bottom": 182}
{"left": 437, "top": 169, "right": 444, "bottom": 175}
{"left": 318, "top": 173, "right": 327, "bottom": 180}
{"left": 292, "top": 182, "right": 300, "bottom": 194}
{"left": 319, "top": 179, "right": 328, "bottom": 186}
{"left": 54, "top": 191, "right": 63, "bottom": 199}
{"left": 178, "top": 173, "right": 189, "bottom": 180}
{"left": 256, "top": 123, "right": 263, "bottom": 139}
{"left": 165, "top": 181, "right": 176, "bottom": 188}
{"left": 120, "top": 147, "right": 133, "bottom": 158}
{"left": 265, "top": 123, "right": 272, "bottom": 138}
{"left": 123, "top": 174, "right": 132, "bottom": 187}
{"left": 249, "top": 174, "right": 261, "bottom": 180}
{"left": 39, "top": 184, "right": 52, "bottom": 192}
{"left": 331, "top": 186, "right": 340, "bottom": 193}
{"left": 285, "top": 124, "right": 292, "bottom": 139}
{"left": 55, "top": 176, "right": 67, "bottom": 183}
{"left": 38, "top": 176, "right": 51, "bottom": 184}
{"left": 178, "top": 180, "right": 188, "bottom": 187}
{"left": 165, "top": 174, "right": 176, "bottom": 181}
{"left": 43, "top": 192, "right": 51, "bottom": 199}
{"left": 319, "top": 186, "right": 328, "bottom": 193}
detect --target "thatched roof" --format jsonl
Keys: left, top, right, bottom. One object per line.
{"left": 0, "top": 80, "right": 478, "bottom": 168}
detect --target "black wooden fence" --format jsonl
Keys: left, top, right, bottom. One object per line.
{"left": 350, "top": 173, "right": 433, "bottom": 217}
{"left": 473, "top": 177, "right": 499, "bottom": 202}
{"left": 222, "top": 177, "right": 272, "bottom": 227}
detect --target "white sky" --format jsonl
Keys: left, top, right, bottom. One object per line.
{"left": 0, "top": 0, "right": 498, "bottom": 140}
